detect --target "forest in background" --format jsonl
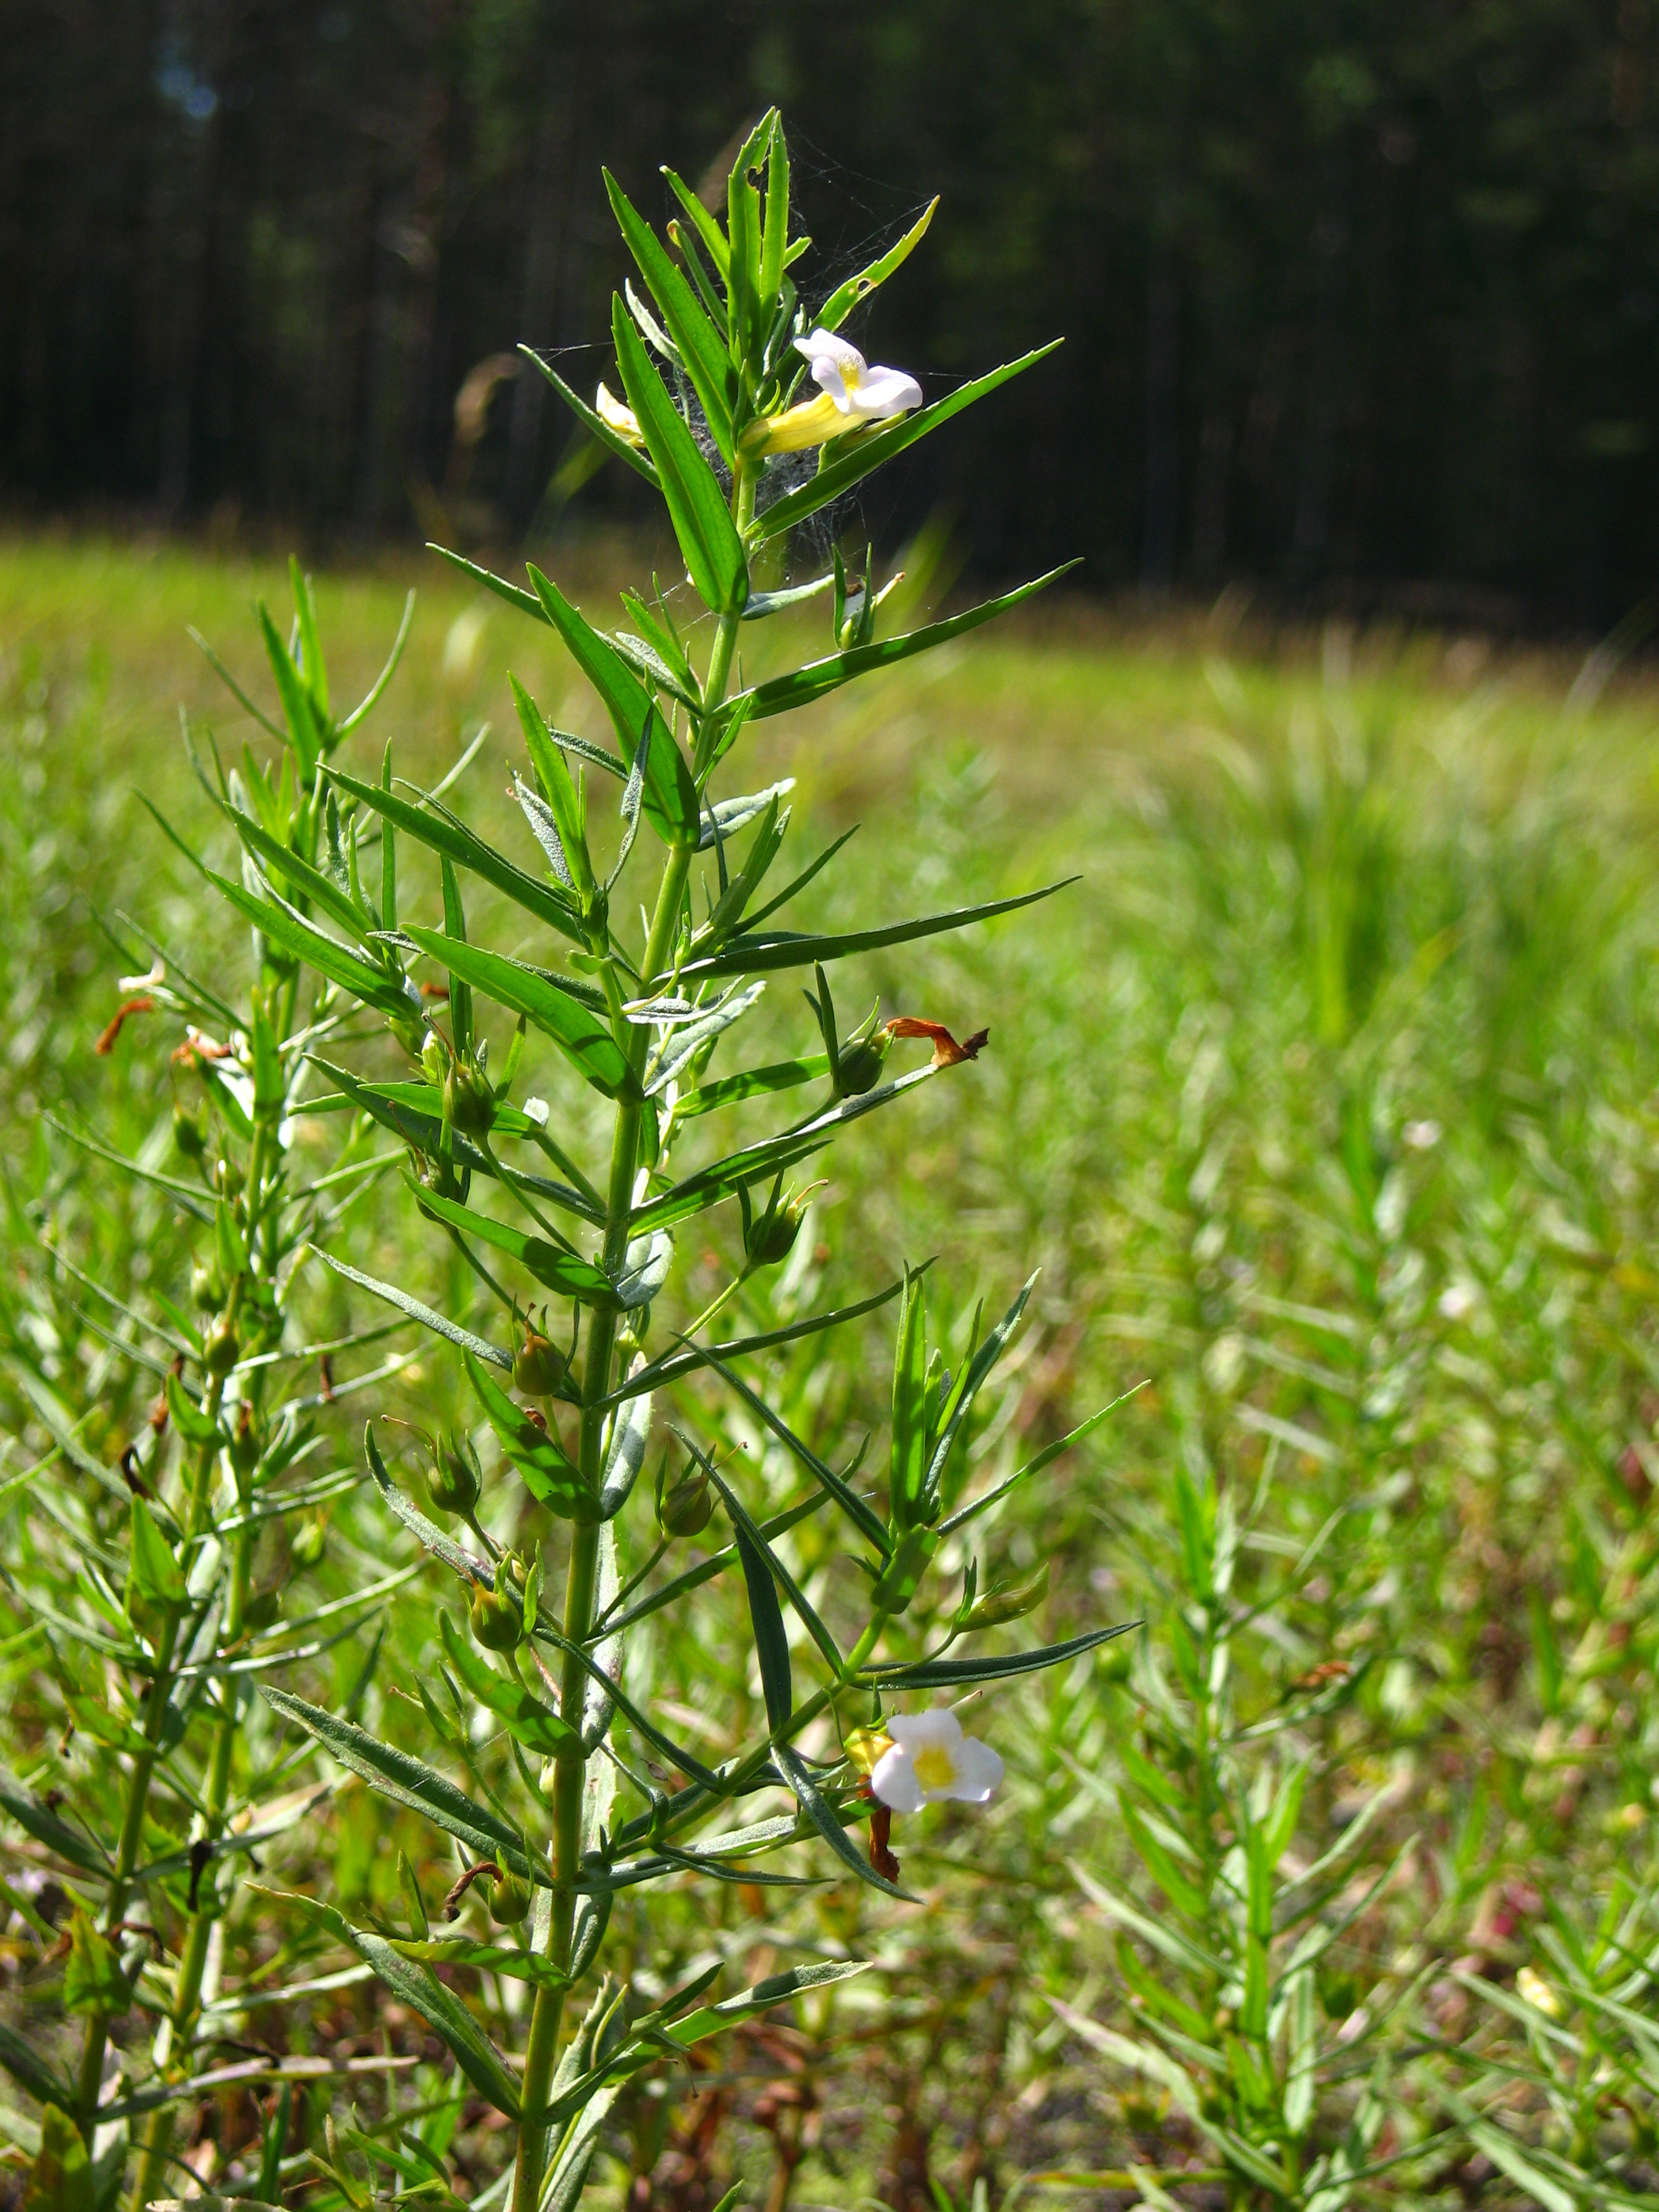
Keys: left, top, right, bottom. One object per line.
{"left": 5, "top": 0, "right": 1659, "bottom": 621}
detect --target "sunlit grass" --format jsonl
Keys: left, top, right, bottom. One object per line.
{"left": 5, "top": 531, "right": 1659, "bottom": 2206}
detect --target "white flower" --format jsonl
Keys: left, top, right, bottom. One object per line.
{"left": 869, "top": 1707, "right": 1003, "bottom": 1814}
{"left": 742, "top": 330, "right": 923, "bottom": 457}
{"left": 796, "top": 328, "right": 922, "bottom": 422}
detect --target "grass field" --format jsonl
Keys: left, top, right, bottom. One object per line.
{"left": 4, "top": 531, "right": 1659, "bottom": 2211}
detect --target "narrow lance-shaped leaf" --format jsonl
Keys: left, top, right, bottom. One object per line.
{"left": 725, "top": 110, "right": 773, "bottom": 365}
{"left": 702, "top": 1457, "right": 843, "bottom": 1677}
{"left": 888, "top": 1269, "right": 930, "bottom": 1534}
{"left": 438, "top": 1613, "right": 577, "bottom": 1756}
{"left": 632, "top": 1066, "right": 943, "bottom": 1234}
{"left": 257, "top": 600, "right": 324, "bottom": 776}
{"left": 759, "top": 123, "right": 790, "bottom": 311}
{"left": 920, "top": 1271, "right": 1037, "bottom": 1518}
{"left": 752, "top": 341, "right": 1063, "bottom": 544}
{"left": 862, "top": 1619, "right": 1138, "bottom": 1689}
{"left": 598, "top": 1275, "right": 911, "bottom": 1407}
{"left": 364, "top": 1420, "right": 497, "bottom": 1585}
{"left": 524, "top": 566, "right": 701, "bottom": 847}
{"left": 463, "top": 1349, "right": 600, "bottom": 1521}
{"left": 937, "top": 1390, "right": 1141, "bottom": 1536}
{"left": 683, "top": 878, "right": 1076, "bottom": 983}
{"left": 402, "top": 926, "right": 638, "bottom": 1100}
{"left": 773, "top": 1740, "right": 915, "bottom": 1902}
{"left": 324, "top": 764, "right": 586, "bottom": 947}
{"left": 258, "top": 1687, "right": 535, "bottom": 1873}
{"left": 661, "top": 164, "right": 731, "bottom": 280}
{"left": 271, "top": 1887, "right": 522, "bottom": 2119}
{"left": 733, "top": 1517, "right": 792, "bottom": 1732}
{"left": 225, "top": 803, "right": 375, "bottom": 947}
{"left": 142, "top": 800, "right": 417, "bottom": 1017}
{"left": 815, "top": 197, "right": 939, "bottom": 333}
{"left": 304, "top": 1062, "right": 602, "bottom": 1227}
{"left": 409, "top": 1182, "right": 616, "bottom": 1309}
{"left": 518, "top": 346, "right": 661, "bottom": 487}
{"left": 684, "top": 1341, "right": 890, "bottom": 1554}
{"left": 611, "top": 297, "right": 747, "bottom": 615}
{"left": 289, "top": 556, "right": 329, "bottom": 719}
{"left": 603, "top": 169, "right": 737, "bottom": 461}
{"left": 724, "top": 565, "right": 1079, "bottom": 725}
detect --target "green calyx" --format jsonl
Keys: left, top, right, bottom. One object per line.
{"left": 470, "top": 1576, "right": 525, "bottom": 1652}
{"left": 428, "top": 1430, "right": 483, "bottom": 1517}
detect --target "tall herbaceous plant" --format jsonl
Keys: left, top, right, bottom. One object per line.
{"left": 16, "top": 115, "right": 1132, "bottom": 2212}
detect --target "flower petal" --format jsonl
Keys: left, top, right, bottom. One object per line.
{"left": 796, "top": 327, "right": 864, "bottom": 408}
{"left": 848, "top": 365, "right": 923, "bottom": 420}
{"left": 869, "top": 1744, "right": 924, "bottom": 1814}
{"left": 753, "top": 390, "right": 847, "bottom": 455}
{"left": 943, "top": 1736, "right": 1004, "bottom": 1803}
{"left": 888, "top": 1707, "right": 964, "bottom": 1755}
{"left": 594, "top": 382, "right": 644, "bottom": 447}
{"left": 796, "top": 327, "right": 865, "bottom": 377}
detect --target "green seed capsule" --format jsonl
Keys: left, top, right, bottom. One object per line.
{"left": 489, "top": 1855, "right": 531, "bottom": 1925}
{"left": 835, "top": 1029, "right": 893, "bottom": 1097}
{"left": 203, "top": 1315, "right": 240, "bottom": 1376}
{"left": 229, "top": 1406, "right": 261, "bottom": 1479}
{"left": 658, "top": 1465, "right": 714, "bottom": 1538}
{"left": 962, "top": 1561, "right": 1050, "bottom": 1630}
{"left": 429, "top": 1431, "right": 481, "bottom": 1516}
{"left": 444, "top": 1061, "right": 493, "bottom": 1134}
{"left": 173, "top": 1098, "right": 207, "bottom": 1159}
{"left": 469, "top": 1578, "right": 524, "bottom": 1652}
{"left": 512, "top": 1324, "right": 566, "bottom": 1397}
{"left": 745, "top": 1206, "right": 804, "bottom": 1269}
{"left": 191, "top": 1261, "right": 225, "bottom": 1312}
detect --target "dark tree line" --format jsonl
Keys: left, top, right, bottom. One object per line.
{"left": 5, "top": 0, "right": 1658, "bottom": 617}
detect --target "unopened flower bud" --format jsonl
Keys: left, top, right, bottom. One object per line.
{"left": 428, "top": 1430, "right": 481, "bottom": 1516}
{"left": 512, "top": 1319, "right": 566, "bottom": 1397}
{"left": 291, "top": 1515, "right": 327, "bottom": 1568}
{"left": 203, "top": 1315, "right": 240, "bottom": 1376}
{"left": 173, "top": 1097, "right": 208, "bottom": 1159}
{"left": 230, "top": 1404, "right": 261, "bottom": 1478}
{"left": 489, "top": 1853, "right": 531, "bottom": 1925}
{"left": 421, "top": 1031, "right": 447, "bottom": 1085}
{"left": 962, "top": 1561, "right": 1049, "bottom": 1631}
{"left": 191, "top": 1261, "right": 225, "bottom": 1312}
{"left": 444, "top": 1059, "right": 493, "bottom": 1134}
{"left": 834, "top": 1028, "right": 893, "bottom": 1097}
{"left": 657, "top": 1462, "right": 714, "bottom": 1538}
{"left": 213, "top": 1151, "right": 243, "bottom": 1198}
{"left": 469, "top": 1578, "right": 524, "bottom": 1652}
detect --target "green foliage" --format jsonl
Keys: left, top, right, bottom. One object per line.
{"left": 7, "top": 144, "right": 1659, "bottom": 2212}
{"left": 0, "top": 121, "right": 1114, "bottom": 2212}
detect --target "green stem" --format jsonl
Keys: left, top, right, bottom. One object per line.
{"left": 75, "top": 1301, "right": 246, "bottom": 2147}
{"left": 117, "top": 1124, "right": 273, "bottom": 2198}
{"left": 510, "top": 469, "right": 752, "bottom": 2212}
{"left": 126, "top": 1514, "right": 253, "bottom": 2212}
{"left": 510, "top": 842, "right": 695, "bottom": 2212}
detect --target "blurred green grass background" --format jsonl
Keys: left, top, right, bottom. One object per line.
{"left": 5, "top": 532, "right": 1659, "bottom": 2206}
